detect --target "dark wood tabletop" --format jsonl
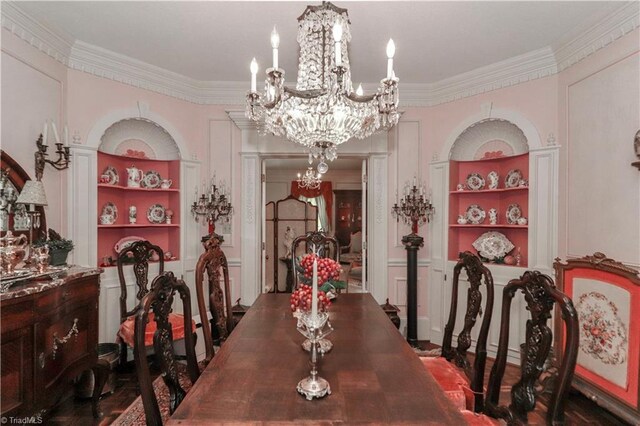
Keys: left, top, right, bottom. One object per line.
{"left": 168, "top": 293, "right": 467, "bottom": 425}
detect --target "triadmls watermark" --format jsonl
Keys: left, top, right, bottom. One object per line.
{"left": 1, "top": 416, "right": 43, "bottom": 424}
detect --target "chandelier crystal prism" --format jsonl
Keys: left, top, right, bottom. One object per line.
{"left": 246, "top": 2, "right": 400, "bottom": 167}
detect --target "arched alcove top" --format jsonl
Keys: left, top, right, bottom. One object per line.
{"left": 450, "top": 118, "right": 528, "bottom": 161}
{"left": 98, "top": 118, "right": 180, "bottom": 160}
{"left": 439, "top": 107, "right": 543, "bottom": 163}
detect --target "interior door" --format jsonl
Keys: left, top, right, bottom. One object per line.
{"left": 361, "top": 159, "right": 367, "bottom": 291}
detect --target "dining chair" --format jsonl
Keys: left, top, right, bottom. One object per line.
{"left": 114, "top": 272, "right": 200, "bottom": 426}
{"left": 116, "top": 240, "right": 189, "bottom": 367}
{"left": 421, "top": 251, "right": 494, "bottom": 413}
{"left": 195, "top": 234, "right": 234, "bottom": 364}
{"left": 291, "top": 230, "right": 340, "bottom": 290}
{"left": 484, "top": 270, "right": 579, "bottom": 425}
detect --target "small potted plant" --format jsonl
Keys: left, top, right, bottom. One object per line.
{"left": 33, "top": 228, "right": 74, "bottom": 266}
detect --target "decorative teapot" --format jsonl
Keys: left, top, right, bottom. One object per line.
{"left": 126, "top": 166, "right": 144, "bottom": 188}
{"left": 0, "top": 231, "right": 28, "bottom": 274}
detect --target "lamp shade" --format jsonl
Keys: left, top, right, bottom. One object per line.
{"left": 16, "top": 180, "right": 48, "bottom": 206}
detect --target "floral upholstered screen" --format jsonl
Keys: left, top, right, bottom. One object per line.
{"left": 554, "top": 253, "right": 640, "bottom": 424}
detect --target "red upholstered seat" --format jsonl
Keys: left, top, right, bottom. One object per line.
{"left": 421, "top": 356, "right": 475, "bottom": 411}
{"left": 117, "top": 312, "right": 196, "bottom": 348}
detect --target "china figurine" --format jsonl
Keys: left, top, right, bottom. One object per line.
{"left": 456, "top": 183, "right": 465, "bottom": 191}
{"left": 165, "top": 209, "right": 174, "bottom": 224}
{"left": 487, "top": 171, "right": 499, "bottom": 189}
{"left": 129, "top": 205, "right": 137, "bottom": 224}
{"left": 457, "top": 214, "right": 468, "bottom": 225}
{"left": 489, "top": 208, "right": 498, "bottom": 225}
{"left": 126, "top": 165, "right": 144, "bottom": 188}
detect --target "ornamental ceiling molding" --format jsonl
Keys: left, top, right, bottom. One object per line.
{"left": 2, "top": 2, "right": 638, "bottom": 108}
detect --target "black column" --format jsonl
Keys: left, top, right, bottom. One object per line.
{"left": 402, "top": 233, "right": 424, "bottom": 347}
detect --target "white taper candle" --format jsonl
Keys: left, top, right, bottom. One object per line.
{"left": 311, "top": 252, "right": 318, "bottom": 320}
{"left": 51, "top": 121, "right": 60, "bottom": 144}
{"left": 250, "top": 58, "right": 258, "bottom": 92}
{"left": 42, "top": 122, "right": 48, "bottom": 145}
{"left": 386, "top": 39, "right": 395, "bottom": 79}
{"left": 271, "top": 27, "right": 279, "bottom": 69}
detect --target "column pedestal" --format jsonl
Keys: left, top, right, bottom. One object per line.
{"left": 402, "top": 233, "right": 424, "bottom": 347}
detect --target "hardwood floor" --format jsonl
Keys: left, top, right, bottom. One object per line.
{"left": 48, "top": 350, "right": 629, "bottom": 425}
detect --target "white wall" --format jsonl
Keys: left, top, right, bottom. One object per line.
{"left": 558, "top": 30, "right": 640, "bottom": 267}
{"left": 1, "top": 28, "right": 68, "bottom": 236}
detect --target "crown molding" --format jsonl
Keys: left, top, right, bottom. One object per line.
{"left": 553, "top": 2, "right": 639, "bottom": 72}
{"left": 425, "top": 47, "right": 557, "bottom": 106}
{"left": 3, "top": 2, "right": 638, "bottom": 108}
{"left": 1, "top": 1, "right": 73, "bottom": 64}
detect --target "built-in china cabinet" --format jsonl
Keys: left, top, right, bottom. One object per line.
{"left": 96, "top": 151, "right": 181, "bottom": 267}
{"left": 428, "top": 115, "right": 559, "bottom": 363}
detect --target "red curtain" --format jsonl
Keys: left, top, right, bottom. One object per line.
{"left": 290, "top": 181, "right": 333, "bottom": 224}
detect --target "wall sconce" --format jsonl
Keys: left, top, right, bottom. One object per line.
{"left": 35, "top": 121, "right": 71, "bottom": 179}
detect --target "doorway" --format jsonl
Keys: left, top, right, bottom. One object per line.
{"left": 261, "top": 157, "right": 368, "bottom": 294}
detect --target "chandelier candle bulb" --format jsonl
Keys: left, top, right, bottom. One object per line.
{"left": 250, "top": 58, "right": 258, "bottom": 92}
{"left": 332, "top": 22, "right": 343, "bottom": 67}
{"left": 271, "top": 27, "right": 280, "bottom": 68}
{"left": 356, "top": 83, "right": 363, "bottom": 96}
{"left": 386, "top": 39, "right": 395, "bottom": 79}
{"left": 64, "top": 125, "right": 69, "bottom": 146}
{"left": 42, "top": 122, "right": 48, "bottom": 146}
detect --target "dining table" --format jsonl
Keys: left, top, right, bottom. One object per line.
{"left": 168, "top": 293, "right": 467, "bottom": 425}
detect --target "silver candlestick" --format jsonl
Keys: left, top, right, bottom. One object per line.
{"left": 296, "top": 311, "right": 332, "bottom": 400}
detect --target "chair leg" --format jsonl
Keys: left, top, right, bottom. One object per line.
{"left": 118, "top": 341, "right": 128, "bottom": 369}
{"left": 91, "top": 358, "right": 111, "bottom": 418}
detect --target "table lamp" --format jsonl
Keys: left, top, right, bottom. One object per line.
{"left": 16, "top": 179, "right": 48, "bottom": 242}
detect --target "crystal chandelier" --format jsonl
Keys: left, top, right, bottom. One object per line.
{"left": 297, "top": 167, "right": 322, "bottom": 190}
{"left": 246, "top": 2, "right": 400, "bottom": 172}
{"left": 392, "top": 177, "right": 434, "bottom": 234}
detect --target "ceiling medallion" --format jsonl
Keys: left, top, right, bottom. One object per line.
{"left": 297, "top": 167, "right": 322, "bottom": 190}
{"left": 246, "top": 2, "right": 400, "bottom": 172}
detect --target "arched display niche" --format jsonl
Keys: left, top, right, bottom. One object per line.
{"left": 68, "top": 107, "right": 201, "bottom": 342}
{"left": 428, "top": 109, "right": 558, "bottom": 363}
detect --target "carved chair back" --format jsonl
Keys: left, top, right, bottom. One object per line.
{"left": 134, "top": 271, "right": 199, "bottom": 426}
{"left": 117, "top": 240, "right": 165, "bottom": 324}
{"left": 195, "top": 235, "right": 233, "bottom": 363}
{"left": 485, "top": 271, "right": 579, "bottom": 425}
{"left": 291, "top": 231, "right": 340, "bottom": 290}
{"left": 441, "top": 251, "right": 494, "bottom": 412}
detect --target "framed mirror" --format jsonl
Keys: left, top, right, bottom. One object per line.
{"left": 0, "top": 150, "right": 47, "bottom": 242}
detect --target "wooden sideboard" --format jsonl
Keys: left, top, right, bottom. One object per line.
{"left": 1, "top": 267, "right": 108, "bottom": 419}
